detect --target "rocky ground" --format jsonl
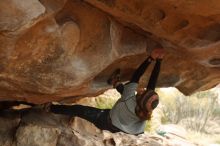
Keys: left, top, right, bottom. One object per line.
{"left": 0, "top": 108, "right": 198, "bottom": 146}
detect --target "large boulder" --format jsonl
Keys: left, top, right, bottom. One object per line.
{"left": 0, "top": 109, "right": 197, "bottom": 146}
{"left": 0, "top": 0, "right": 219, "bottom": 103}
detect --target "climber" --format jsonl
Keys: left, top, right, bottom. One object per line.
{"left": 49, "top": 47, "right": 165, "bottom": 135}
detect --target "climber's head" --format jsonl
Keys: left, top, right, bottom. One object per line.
{"left": 135, "top": 90, "right": 159, "bottom": 120}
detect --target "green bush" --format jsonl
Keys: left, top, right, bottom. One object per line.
{"left": 93, "top": 89, "right": 120, "bottom": 109}
{"left": 95, "top": 95, "right": 118, "bottom": 109}
{"left": 158, "top": 88, "right": 219, "bottom": 133}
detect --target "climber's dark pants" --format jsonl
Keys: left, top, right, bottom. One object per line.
{"left": 50, "top": 104, "right": 120, "bottom": 133}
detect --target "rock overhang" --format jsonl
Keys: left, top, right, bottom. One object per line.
{"left": 0, "top": 0, "right": 219, "bottom": 103}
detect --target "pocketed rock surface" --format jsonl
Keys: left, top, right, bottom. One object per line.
{"left": 0, "top": 0, "right": 220, "bottom": 103}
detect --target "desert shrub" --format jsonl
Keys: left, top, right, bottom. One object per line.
{"left": 145, "top": 120, "right": 152, "bottom": 132}
{"left": 95, "top": 94, "right": 119, "bottom": 109}
{"left": 93, "top": 89, "right": 120, "bottom": 109}
{"left": 159, "top": 88, "right": 219, "bottom": 133}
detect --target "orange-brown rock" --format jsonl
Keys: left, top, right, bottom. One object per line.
{"left": 0, "top": 0, "right": 219, "bottom": 103}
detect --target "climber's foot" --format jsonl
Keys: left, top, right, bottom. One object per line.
{"left": 107, "top": 68, "right": 121, "bottom": 87}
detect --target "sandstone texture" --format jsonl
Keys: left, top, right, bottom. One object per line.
{"left": 0, "top": 109, "right": 197, "bottom": 146}
{"left": 0, "top": 0, "right": 220, "bottom": 103}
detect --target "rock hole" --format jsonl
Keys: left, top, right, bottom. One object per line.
{"left": 178, "top": 20, "right": 189, "bottom": 29}
{"left": 209, "top": 58, "right": 220, "bottom": 65}
{"left": 55, "top": 15, "right": 75, "bottom": 26}
{"left": 143, "top": 9, "right": 166, "bottom": 24}
{"left": 156, "top": 9, "right": 166, "bottom": 21}
{"left": 197, "top": 23, "right": 220, "bottom": 42}
{"left": 173, "top": 19, "right": 189, "bottom": 32}
{"left": 104, "top": 138, "right": 116, "bottom": 146}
